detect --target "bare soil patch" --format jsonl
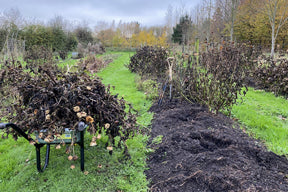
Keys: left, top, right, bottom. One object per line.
{"left": 146, "top": 100, "right": 288, "bottom": 192}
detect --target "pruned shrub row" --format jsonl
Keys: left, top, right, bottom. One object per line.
{"left": 175, "top": 43, "right": 257, "bottom": 113}
{"left": 77, "top": 42, "right": 105, "bottom": 59}
{"left": 127, "top": 43, "right": 258, "bottom": 113}
{"left": 253, "top": 57, "right": 288, "bottom": 97}
{"left": 128, "top": 46, "right": 168, "bottom": 78}
{"left": 24, "top": 45, "right": 55, "bottom": 67}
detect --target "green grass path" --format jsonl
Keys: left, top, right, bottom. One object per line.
{"left": 97, "top": 52, "right": 153, "bottom": 127}
{"left": 232, "top": 88, "right": 288, "bottom": 155}
{"left": 0, "top": 52, "right": 152, "bottom": 192}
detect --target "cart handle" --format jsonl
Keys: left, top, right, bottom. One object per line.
{"left": 0, "top": 123, "right": 8, "bottom": 129}
{"left": 0, "top": 123, "right": 36, "bottom": 144}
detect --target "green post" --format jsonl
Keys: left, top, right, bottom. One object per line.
{"left": 195, "top": 38, "right": 200, "bottom": 65}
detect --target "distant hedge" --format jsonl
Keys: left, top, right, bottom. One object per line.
{"left": 254, "top": 57, "right": 288, "bottom": 98}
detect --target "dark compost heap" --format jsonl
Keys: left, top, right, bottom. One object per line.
{"left": 146, "top": 100, "right": 288, "bottom": 192}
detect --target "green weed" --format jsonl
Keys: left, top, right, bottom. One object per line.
{"left": 151, "top": 135, "right": 163, "bottom": 145}
{"left": 135, "top": 77, "right": 159, "bottom": 101}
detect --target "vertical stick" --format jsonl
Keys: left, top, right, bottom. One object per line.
{"left": 167, "top": 57, "right": 174, "bottom": 101}
{"left": 195, "top": 38, "right": 200, "bottom": 65}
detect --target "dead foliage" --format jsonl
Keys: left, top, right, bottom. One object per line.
{"left": 253, "top": 55, "right": 288, "bottom": 98}
{"left": 0, "top": 61, "right": 138, "bottom": 152}
{"left": 128, "top": 46, "right": 169, "bottom": 78}
{"left": 175, "top": 42, "right": 258, "bottom": 113}
{"left": 78, "top": 55, "right": 111, "bottom": 73}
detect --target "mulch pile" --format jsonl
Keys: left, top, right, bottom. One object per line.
{"left": 146, "top": 100, "right": 288, "bottom": 192}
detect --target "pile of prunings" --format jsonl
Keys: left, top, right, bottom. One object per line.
{"left": 128, "top": 46, "right": 168, "bottom": 78}
{"left": 0, "top": 63, "right": 138, "bottom": 152}
{"left": 77, "top": 42, "right": 105, "bottom": 59}
{"left": 253, "top": 56, "right": 288, "bottom": 97}
{"left": 79, "top": 55, "right": 110, "bottom": 73}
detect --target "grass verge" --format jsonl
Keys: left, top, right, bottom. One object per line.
{"left": 231, "top": 87, "right": 288, "bottom": 155}
{"left": 0, "top": 52, "right": 153, "bottom": 191}
{"left": 97, "top": 52, "right": 154, "bottom": 127}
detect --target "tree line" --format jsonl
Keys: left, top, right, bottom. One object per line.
{"left": 1, "top": 0, "right": 288, "bottom": 57}
{"left": 0, "top": 8, "right": 168, "bottom": 57}
{"left": 166, "top": 0, "right": 288, "bottom": 57}
{"left": 0, "top": 9, "right": 95, "bottom": 58}
{"left": 94, "top": 20, "right": 168, "bottom": 48}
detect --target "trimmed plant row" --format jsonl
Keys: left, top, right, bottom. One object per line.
{"left": 129, "top": 44, "right": 287, "bottom": 114}
{"left": 253, "top": 55, "right": 288, "bottom": 97}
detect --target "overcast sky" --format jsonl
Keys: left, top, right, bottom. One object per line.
{"left": 1, "top": 0, "right": 201, "bottom": 28}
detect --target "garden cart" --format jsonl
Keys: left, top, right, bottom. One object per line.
{"left": 0, "top": 122, "right": 86, "bottom": 172}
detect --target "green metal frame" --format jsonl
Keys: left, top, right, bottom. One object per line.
{"left": 0, "top": 122, "right": 86, "bottom": 172}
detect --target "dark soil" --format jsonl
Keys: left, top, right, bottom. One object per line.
{"left": 145, "top": 100, "right": 288, "bottom": 192}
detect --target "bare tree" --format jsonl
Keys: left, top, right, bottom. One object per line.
{"left": 189, "top": 1, "right": 215, "bottom": 43}
{"left": 94, "top": 21, "right": 110, "bottom": 35}
{"left": 211, "top": 6, "right": 225, "bottom": 41}
{"left": 263, "top": 0, "right": 288, "bottom": 57}
{"left": 48, "top": 15, "right": 69, "bottom": 31}
{"left": 190, "top": 4, "right": 202, "bottom": 39}
{"left": 218, "top": 0, "right": 240, "bottom": 41}
{"left": 230, "top": 0, "right": 239, "bottom": 41}
{"left": 165, "top": 4, "right": 174, "bottom": 41}
{"left": 0, "top": 8, "right": 24, "bottom": 29}
{"left": 0, "top": 8, "right": 25, "bottom": 59}
{"left": 202, "top": 0, "right": 215, "bottom": 42}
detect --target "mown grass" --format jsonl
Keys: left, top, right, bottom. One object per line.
{"left": 97, "top": 52, "right": 154, "bottom": 127}
{"left": 0, "top": 52, "right": 153, "bottom": 191}
{"left": 231, "top": 87, "right": 288, "bottom": 155}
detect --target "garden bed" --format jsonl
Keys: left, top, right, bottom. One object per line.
{"left": 146, "top": 100, "right": 288, "bottom": 192}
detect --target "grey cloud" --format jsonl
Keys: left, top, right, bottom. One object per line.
{"left": 0, "top": 0, "right": 201, "bottom": 27}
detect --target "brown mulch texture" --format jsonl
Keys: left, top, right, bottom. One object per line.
{"left": 145, "top": 100, "right": 288, "bottom": 192}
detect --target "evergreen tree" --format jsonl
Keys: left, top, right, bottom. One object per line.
{"left": 75, "top": 27, "right": 94, "bottom": 45}
{"left": 172, "top": 15, "right": 193, "bottom": 45}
